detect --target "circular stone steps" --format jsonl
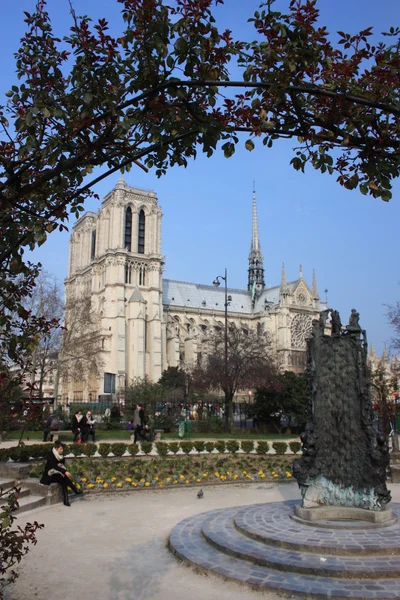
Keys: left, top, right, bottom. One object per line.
{"left": 169, "top": 500, "right": 400, "bottom": 599}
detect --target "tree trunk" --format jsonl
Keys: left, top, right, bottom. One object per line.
{"left": 224, "top": 390, "right": 234, "bottom": 433}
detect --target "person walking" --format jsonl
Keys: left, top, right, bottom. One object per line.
{"left": 71, "top": 410, "right": 83, "bottom": 442}
{"left": 40, "top": 441, "right": 82, "bottom": 507}
{"left": 43, "top": 413, "right": 59, "bottom": 442}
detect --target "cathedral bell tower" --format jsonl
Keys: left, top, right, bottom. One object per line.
{"left": 247, "top": 185, "right": 265, "bottom": 294}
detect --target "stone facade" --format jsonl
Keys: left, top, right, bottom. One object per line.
{"left": 60, "top": 179, "right": 326, "bottom": 402}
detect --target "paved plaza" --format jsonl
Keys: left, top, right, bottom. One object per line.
{"left": 8, "top": 482, "right": 400, "bottom": 600}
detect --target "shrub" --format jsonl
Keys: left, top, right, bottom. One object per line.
{"left": 168, "top": 442, "right": 180, "bottom": 454}
{"left": 214, "top": 440, "right": 226, "bottom": 454}
{"left": 155, "top": 442, "right": 169, "bottom": 456}
{"left": 0, "top": 448, "right": 10, "bottom": 461}
{"left": 128, "top": 443, "right": 139, "bottom": 456}
{"left": 141, "top": 441, "right": 153, "bottom": 455}
{"left": 28, "top": 444, "right": 50, "bottom": 460}
{"left": 241, "top": 440, "right": 254, "bottom": 453}
{"left": 179, "top": 441, "right": 194, "bottom": 454}
{"left": 204, "top": 441, "right": 215, "bottom": 453}
{"left": 98, "top": 443, "right": 111, "bottom": 457}
{"left": 69, "top": 443, "right": 83, "bottom": 457}
{"left": 110, "top": 443, "right": 128, "bottom": 457}
{"left": 289, "top": 441, "right": 302, "bottom": 454}
{"left": 193, "top": 441, "right": 205, "bottom": 453}
{"left": 62, "top": 443, "right": 70, "bottom": 456}
{"left": 226, "top": 440, "right": 240, "bottom": 454}
{"left": 272, "top": 442, "right": 288, "bottom": 455}
{"left": 0, "top": 487, "right": 44, "bottom": 593}
{"left": 82, "top": 443, "right": 97, "bottom": 457}
{"left": 256, "top": 441, "right": 270, "bottom": 454}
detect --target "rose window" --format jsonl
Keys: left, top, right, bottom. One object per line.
{"left": 291, "top": 314, "right": 313, "bottom": 348}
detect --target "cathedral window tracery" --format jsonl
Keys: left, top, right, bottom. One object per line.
{"left": 138, "top": 209, "right": 145, "bottom": 254}
{"left": 291, "top": 314, "right": 313, "bottom": 348}
{"left": 125, "top": 207, "right": 132, "bottom": 250}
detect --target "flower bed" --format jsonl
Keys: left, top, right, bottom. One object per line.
{"left": 29, "top": 454, "right": 294, "bottom": 491}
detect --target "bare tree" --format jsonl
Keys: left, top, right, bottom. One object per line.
{"left": 191, "top": 326, "right": 280, "bottom": 431}
{"left": 58, "top": 292, "right": 104, "bottom": 401}
{"left": 387, "top": 300, "right": 400, "bottom": 353}
{"left": 24, "top": 272, "right": 63, "bottom": 397}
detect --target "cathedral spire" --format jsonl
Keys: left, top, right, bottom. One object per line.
{"left": 312, "top": 268, "right": 319, "bottom": 299}
{"left": 248, "top": 184, "right": 265, "bottom": 293}
{"left": 280, "top": 262, "right": 287, "bottom": 290}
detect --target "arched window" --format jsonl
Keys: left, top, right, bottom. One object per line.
{"left": 138, "top": 209, "right": 145, "bottom": 254}
{"left": 91, "top": 229, "right": 96, "bottom": 259}
{"left": 125, "top": 207, "right": 132, "bottom": 250}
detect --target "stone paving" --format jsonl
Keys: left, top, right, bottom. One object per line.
{"left": 169, "top": 500, "right": 400, "bottom": 599}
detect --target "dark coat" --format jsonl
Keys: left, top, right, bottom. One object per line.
{"left": 71, "top": 415, "right": 82, "bottom": 434}
{"left": 40, "top": 450, "right": 67, "bottom": 485}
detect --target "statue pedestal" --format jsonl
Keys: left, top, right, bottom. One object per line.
{"left": 294, "top": 504, "right": 394, "bottom": 524}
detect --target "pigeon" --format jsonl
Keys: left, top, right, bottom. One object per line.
{"left": 197, "top": 488, "right": 204, "bottom": 499}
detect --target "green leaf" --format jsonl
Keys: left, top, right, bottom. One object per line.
{"left": 245, "top": 139, "right": 255, "bottom": 151}
{"left": 381, "top": 190, "right": 392, "bottom": 202}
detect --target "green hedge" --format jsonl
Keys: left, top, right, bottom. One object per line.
{"left": 215, "top": 440, "right": 226, "bottom": 454}
{"left": 272, "top": 441, "right": 288, "bottom": 455}
{"left": 98, "top": 443, "right": 111, "bottom": 457}
{"left": 128, "top": 443, "right": 140, "bottom": 456}
{"left": 256, "top": 441, "right": 270, "bottom": 454}
{"left": 226, "top": 440, "right": 240, "bottom": 454}
{"left": 289, "top": 441, "right": 302, "bottom": 454}
{"left": 179, "top": 441, "right": 194, "bottom": 454}
{"left": 241, "top": 440, "right": 254, "bottom": 453}
{"left": 193, "top": 441, "right": 205, "bottom": 453}
{"left": 111, "top": 443, "right": 127, "bottom": 457}
{"left": 204, "top": 441, "right": 215, "bottom": 453}
{"left": 155, "top": 442, "right": 169, "bottom": 456}
{"left": 140, "top": 441, "right": 153, "bottom": 455}
{"left": 168, "top": 442, "right": 180, "bottom": 454}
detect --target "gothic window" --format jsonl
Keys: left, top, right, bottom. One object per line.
{"left": 125, "top": 264, "right": 132, "bottom": 284}
{"left": 138, "top": 265, "right": 146, "bottom": 286}
{"left": 91, "top": 229, "right": 96, "bottom": 259}
{"left": 138, "top": 209, "right": 145, "bottom": 254}
{"left": 291, "top": 314, "right": 313, "bottom": 348}
{"left": 125, "top": 207, "right": 132, "bottom": 250}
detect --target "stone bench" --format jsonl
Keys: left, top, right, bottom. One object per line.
{"left": 49, "top": 431, "right": 71, "bottom": 442}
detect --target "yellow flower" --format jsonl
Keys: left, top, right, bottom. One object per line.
{"left": 185, "top": 480, "right": 190, "bottom": 484}
{"left": 140, "top": 478, "right": 146, "bottom": 483}
{"left": 233, "top": 474, "right": 239, "bottom": 480}
{"left": 96, "top": 479, "right": 103, "bottom": 484}
{"left": 214, "top": 472, "right": 220, "bottom": 477}
{"left": 180, "top": 475, "right": 185, "bottom": 479}
{"left": 155, "top": 476, "right": 159, "bottom": 481}
{"left": 273, "top": 474, "right": 279, "bottom": 478}
{"left": 202, "top": 473, "right": 208, "bottom": 478}
{"left": 76, "top": 483, "right": 81, "bottom": 489}
{"left": 125, "top": 477, "right": 132, "bottom": 483}
{"left": 260, "top": 474, "right": 265, "bottom": 479}
{"left": 286, "top": 472, "right": 292, "bottom": 478}
{"left": 196, "top": 478, "right": 201, "bottom": 483}
{"left": 220, "top": 475, "right": 226, "bottom": 481}
{"left": 258, "top": 470, "right": 264, "bottom": 476}
{"left": 111, "top": 477, "right": 117, "bottom": 482}
{"left": 145, "top": 482, "right": 151, "bottom": 487}
{"left": 158, "top": 482, "right": 163, "bottom": 487}
{"left": 80, "top": 477, "right": 87, "bottom": 483}
{"left": 173, "top": 480, "right": 178, "bottom": 485}
{"left": 116, "top": 483, "right": 123, "bottom": 488}
{"left": 242, "top": 471, "right": 247, "bottom": 475}
{"left": 166, "top": 477, "right": 171, "bottom": 482}
{"left": 87, "top": 483, "right": 94, "bottom": 489}
{"left": 131, "top": 482, "right": 137, "bottom": 487}
{"left": 103, "top": 483, "right": 109, "bottom": 488}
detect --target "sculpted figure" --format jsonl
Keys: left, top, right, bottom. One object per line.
{"left": 330, "top": 310, "right": 342, "bottom": 336}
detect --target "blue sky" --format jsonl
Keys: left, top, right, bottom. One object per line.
{"left": 2, "top": 0, "right": 399, "bottom": 355}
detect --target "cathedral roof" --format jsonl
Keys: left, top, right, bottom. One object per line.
{"left": 162, "top": 279, "right": 282, "bottom": 314}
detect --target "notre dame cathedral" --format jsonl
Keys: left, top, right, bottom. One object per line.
{"left": 60, "top": 177, "right": 325, "bottom": 402}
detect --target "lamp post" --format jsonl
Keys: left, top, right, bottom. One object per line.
{"left": 213, "top": 268, "right": 232, "bottom": 429}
